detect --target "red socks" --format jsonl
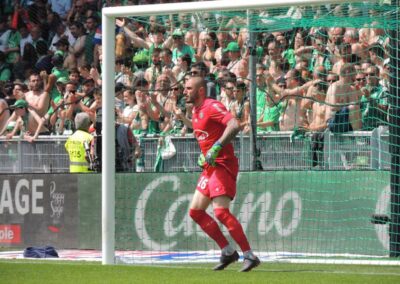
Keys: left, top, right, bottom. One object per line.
{"left": 214, "top": 208, "right": 251, "bottom": 252}
{"left": 189, "top": 209, "right": 229, "bottom": 249}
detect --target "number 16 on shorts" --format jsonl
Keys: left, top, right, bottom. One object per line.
{"left": 197, "top": 176, "right": 209, "bottom": 191}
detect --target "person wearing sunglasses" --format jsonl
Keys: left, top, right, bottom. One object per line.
{"left": 360, "top": 65, "right": 388, "bottom": 130}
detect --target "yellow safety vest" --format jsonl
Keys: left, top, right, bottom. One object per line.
{"left": 65, "top": 130, "right": 94, "bottom": 173}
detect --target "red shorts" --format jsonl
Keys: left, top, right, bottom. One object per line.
{"left": 196, "top": 162, "right": 238, "bottom": 200}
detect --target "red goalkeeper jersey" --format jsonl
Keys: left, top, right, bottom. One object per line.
{"left": 192, "top": 98, "right": 237, "bottom": 165}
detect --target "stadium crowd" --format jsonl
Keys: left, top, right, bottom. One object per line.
{"left": 0, "top": 1, "right": 391, "bottom": 170}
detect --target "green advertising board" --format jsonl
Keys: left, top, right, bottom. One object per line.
{"left": 78, "top": 171, "right": 390, "bottom": 257}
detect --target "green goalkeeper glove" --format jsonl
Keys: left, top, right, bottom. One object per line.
{"left": 197, "top": 153, "right": 206, "bottom": 169}
{"left": 205, "top": 141, "right": 223, "bottom": 167}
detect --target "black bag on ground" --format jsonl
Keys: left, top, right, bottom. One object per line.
{"left": 23, "top": 246, "right": 59, "bottom": 258}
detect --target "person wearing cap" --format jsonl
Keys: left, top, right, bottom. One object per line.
{"left": 171, "top": 29, "right": 195, "bottom": 65}
{"left": 64, "top": 109, "right": 94, "bottom": 173}
{"left": 0, "top": 99, "right": 50, "bottom": 142}
{"left": 225, "top": 41, "right": 248, "bottom": 81}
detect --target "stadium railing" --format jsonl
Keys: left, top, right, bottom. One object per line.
{"left": 0, "top": 127, "right": 389, "bottom": 173}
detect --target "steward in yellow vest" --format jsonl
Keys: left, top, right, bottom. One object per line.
{"left": 65, "top": 112, "right": 94, "bottom": 173}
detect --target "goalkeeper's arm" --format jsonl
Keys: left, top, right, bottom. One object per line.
{"left": 217, "top": 117, "right": 241, "bottom": 147}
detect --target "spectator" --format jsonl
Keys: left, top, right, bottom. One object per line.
{"left": 144, "top": 47, "right": 163, "bottom": 88}
{"left": 160, "top": 47, "right": 174, "bottom": 71}
{"left": 0, "top": 90, "right": 10, "bottom": 133}
{"left": 83, "top": 15, "right": 98, "bottom": 66}
{"left": 220, "top": 80, "right": 236, "bottom": 112}
{"left": 343, "top": 28, "right": 368, "bottom": 61}
{"left": 3, "top": 14, "right": 21, "bottom": 65}
{"left": 171, "top": 28, "right": 195, "bottom": 65}
{"left": 231, "top": 81, "right": 250, "bottom": 134}
{"left": 360, "top": 65, "right": 388, "bottom": 130}
{"left": 325, "top": 63, "right": 362, "bottom": 133}
{"left": 215, "top": 29, "right": 232, "bottom": 64}
{"left": 263, "top": 40, "right": 285, "bottom": 81}
{"left": 49, "top": 22, "right": 75, "bottom": 54}
{"left": 25, "top": 72, "right": 52, "bottom": 117}
{"left": 0, "top": 17, "right": 11, "bottom": 53}
{"left": 225, "top": 41, "right": 248, "bottom": 81}
{"left": 8, "top": 82, "right": 27, "bottom": 103}
{"left": 266, "top": 69, "right": 314, "bottom": 131}
{"left": 66, "top": 0, "right": 87, "bottom": 24}
{"left": 164, "top": 83, "right": 186, "bottom": 135}
{"left": 0, "top": 99, "right": 50, "bottom": 142}
{"left": 48, "top": 76, "right": 68, "bottom": 135}
{"left": 0, "top": 51, "right": 12, "bottom": 81}
{"left": 48, "top": 0, "right": 72, "bottom": 22}
{"left": 52, "top": 37, "right": 72, "bottom": 69}
{"left": 131, "top": 84, "right": 149, "bottom": 136}
{"left": 115, "top": 122, "right": 141, "bottom": 172}
{"left": 309, "top": 29, "right": 332, "bottom": 73}
{"left": 332, "top": 43, "right": 353, "bottom": 75}
{"left": 66, "top": 21, "right": 86, "bottom": 68}
{"left": 368, "top": 44, "right": 386, "bottom": 72}
{"left": 34, "top": 40, "right": 53, "bottom": 74}
{"left": 116, "top": 88, "right": 137, "bottom": 127}
{"left": 197, "top": 31, "right": 218, "bottom": 70}
{"left": 18, "top": 24, "right": 31, "bottom": 57}
{"left": 150, "top": 74, "right": 172, "bottom": 132}
{"left": 327, "top": 27, "right": 345, "bottom": 65}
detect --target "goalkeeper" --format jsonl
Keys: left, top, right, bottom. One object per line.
{"left": 174, "top": 77, "right": 260, "bottom": 272}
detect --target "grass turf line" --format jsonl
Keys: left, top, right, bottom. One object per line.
{"left": 1, "top": 260, "right": 400, "bottom": 283}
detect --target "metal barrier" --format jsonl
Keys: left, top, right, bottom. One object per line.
{"left": 0, "top": 128, "right": 391, "bottom": 173}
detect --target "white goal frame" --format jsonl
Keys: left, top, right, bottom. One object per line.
{"left": 102, "top": 0, "right": 364, "bottom": 265}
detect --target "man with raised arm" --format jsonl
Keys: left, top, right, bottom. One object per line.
{"left": 175, "top": 77, "right": 260, "bottom": 272}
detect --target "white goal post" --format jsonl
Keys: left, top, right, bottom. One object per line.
{"left": 102, "top": 0, "right": 368, "bottom": 265}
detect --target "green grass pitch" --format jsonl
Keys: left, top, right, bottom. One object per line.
{"left": 0, "top": 260, "right": 399, "bottom": 283}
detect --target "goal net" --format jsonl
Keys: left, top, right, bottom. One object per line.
{"left": 101, "top": 0, "right": 400, "bottom": 265}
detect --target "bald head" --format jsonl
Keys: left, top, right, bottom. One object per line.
{"left": 190, "top": 76, "right": 207, "bottom": 90}
{"left": 184, "top": 77, "right": 207, "bottom": 106}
